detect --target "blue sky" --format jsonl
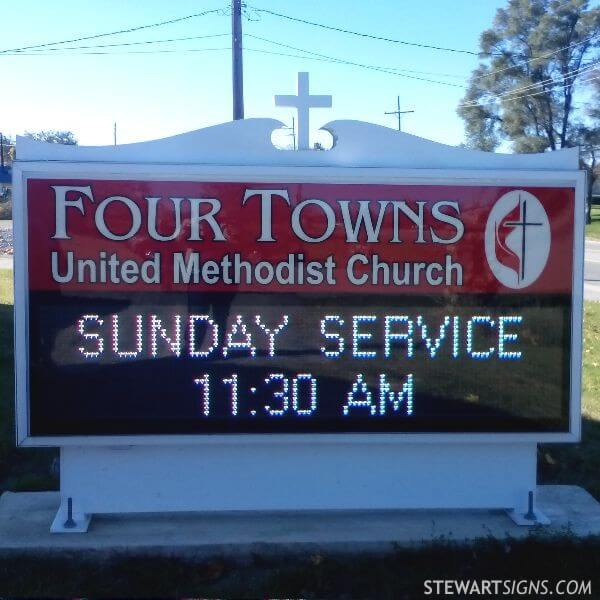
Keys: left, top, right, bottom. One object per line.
{"left": 0, "top": 1, "right": 511, "bottom": 147}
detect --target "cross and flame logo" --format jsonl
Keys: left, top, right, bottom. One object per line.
{"left": 485, "top": 190, "right": 551, "bottom": 289}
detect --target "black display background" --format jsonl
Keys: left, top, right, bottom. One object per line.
{"left": 27, "top": 291, "right": 571, "bottom": 436}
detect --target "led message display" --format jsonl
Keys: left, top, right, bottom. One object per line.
{"left": 24, "top": 179, "right": 575, "bottom": 436}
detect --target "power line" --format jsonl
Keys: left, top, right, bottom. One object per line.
{"left": 246, "top": 46, "right": 464, "bottom": 80}
{"left": 3, "top": 39, "right": 596, "bottom": 110}
{"left": 245, "top": 14, "right": 600, "bottom": 94}
{"left": 459, "top": 72, "right": 600, "bottom": 108}
{"left": 3, "top": 28, "right": 596, "bottom": 105}
{"left": 1, "top": 31, "right": 465, "bottom": 79}
{"left": 249, "top": 4, "right": 600, "bottom": 86}
{"left": 472, "top": 32, "right": 600, "bottom": 82}
{"left": 498, "top": 61, "right": 599, "bottom": 96}
{"left": 0, "top": 47, "right": 231, "bottom": 57}
{"left": 459, "top": 62, "right": 600, "bottom": 108}
{"left": 460, "top": 61, "right": 600, "bottom": 108}
{"left": 0, "top": 33, "right": 466, "bottom": 88}
{"left": 0, "top": 43, "right": 461, "bottom": 88}
{"left": 0, "top": 43, "right": 463, "bottom": 82}
{"left": 11, "top": 33, "right": 230, "bottom": 52}
{"left": 7, "top": 33, "right": 464, "bottom": 79}
{"left": 12, "top": 30, "right": 595, "bottom": 93}
{"left": 0, "top": 7, "right": 224, "bottom": 54}
{"left": 8, "top": 42, "right": 595, "bottom": 112}
{"left": 3, "top": 47, "right": 238, "bottom": 57}
{"left": 2, "top": 3, "right": 597, "bottom": 100}
{"left": 245, "top": 34, "right": 465, "bottom": 88}
{"left": 249, "top": 35, "right": 465, "bottom": 80}
{"left": 246, "top": 5, "right": 479, "bottom": 55}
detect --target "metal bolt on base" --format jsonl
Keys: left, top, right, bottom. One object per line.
{"left": 63, "top": 497, "right": 77, "bottom": 529}
{"left": 524, "top": 491, "right": 537, "bottom": 521}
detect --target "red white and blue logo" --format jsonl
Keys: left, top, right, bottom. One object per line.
{"left": 485, "top": 190, "right": 551, "bottom": 289}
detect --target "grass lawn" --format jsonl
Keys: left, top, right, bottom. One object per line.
{"left": 539, "top": 301, "right": 600, "bottom": 498}
{"left": 2, "top": 271, "right": 600, "bottom": 596}
{"left": 587, "top": 205, "right": 600, "bottom": 240}
{"left": 0, "top": 270, "right": 57, "bottom": 493}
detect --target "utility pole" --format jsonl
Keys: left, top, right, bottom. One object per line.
{"left": 281, "top": 117, "right": 296, "bottom": 150}
{"left": 113, "top": 122, "right": 117, "bottom": 146}
{"left": 384, "top": 96, "right": 414, "bottom": 131}
{"left": 231, "top": 0, "right": 244, "bottom": 120}
{"left": 290, "top": 117, "right": 296, "bottom": 150}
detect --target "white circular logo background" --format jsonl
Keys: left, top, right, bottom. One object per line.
{"left": 484, "top": 190, "right": 551, "bottom": 289}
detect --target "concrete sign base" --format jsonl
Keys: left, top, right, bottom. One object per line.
{"left": 1, "top": 486, "right": 599, "bottom": 556}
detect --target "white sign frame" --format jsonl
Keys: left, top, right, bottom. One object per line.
{"left": 14, "top": 162, "right": 585, "bottom": 447}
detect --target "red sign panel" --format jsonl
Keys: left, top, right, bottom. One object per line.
{"left": 27, "top": 180, "right": 574, "bottom": 295}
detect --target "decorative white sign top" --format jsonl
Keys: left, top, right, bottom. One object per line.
{"left": 17, "top": 119, "right": 579, "bottom": 170}
{"left": 274, "top": 72, "right": 332, "bottom": 150}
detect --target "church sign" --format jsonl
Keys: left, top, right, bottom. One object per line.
{"left": 12, "top": 75, "right": 585, "bottom": 530}
{"left": 20, "top": 178, "right": 578, "bottom": 439}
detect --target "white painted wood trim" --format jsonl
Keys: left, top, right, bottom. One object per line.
{"left": 16, "top": 119, "right": 579, "bottom": 170}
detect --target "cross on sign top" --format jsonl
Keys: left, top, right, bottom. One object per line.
{"left": 275, "top": 72, "right": 332, "bottom": 150}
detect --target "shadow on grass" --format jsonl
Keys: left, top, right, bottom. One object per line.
{"left": 539, "top": 415, "right": 600, "bottom": 500}
{"left": 0, "top": 302, "right": 57, "bottom": 494}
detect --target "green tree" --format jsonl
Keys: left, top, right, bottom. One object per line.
{"left": 0, "top": 134, "right": 14, "bottom": 166}
{"left": 578, "top": 127, "right": 599, "bottom": 222}
{"left": 24, "top": 130, "right": 78, "bottom": 145}
{"left": 458, "top": 0, "right": 600, "bottom": 154}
